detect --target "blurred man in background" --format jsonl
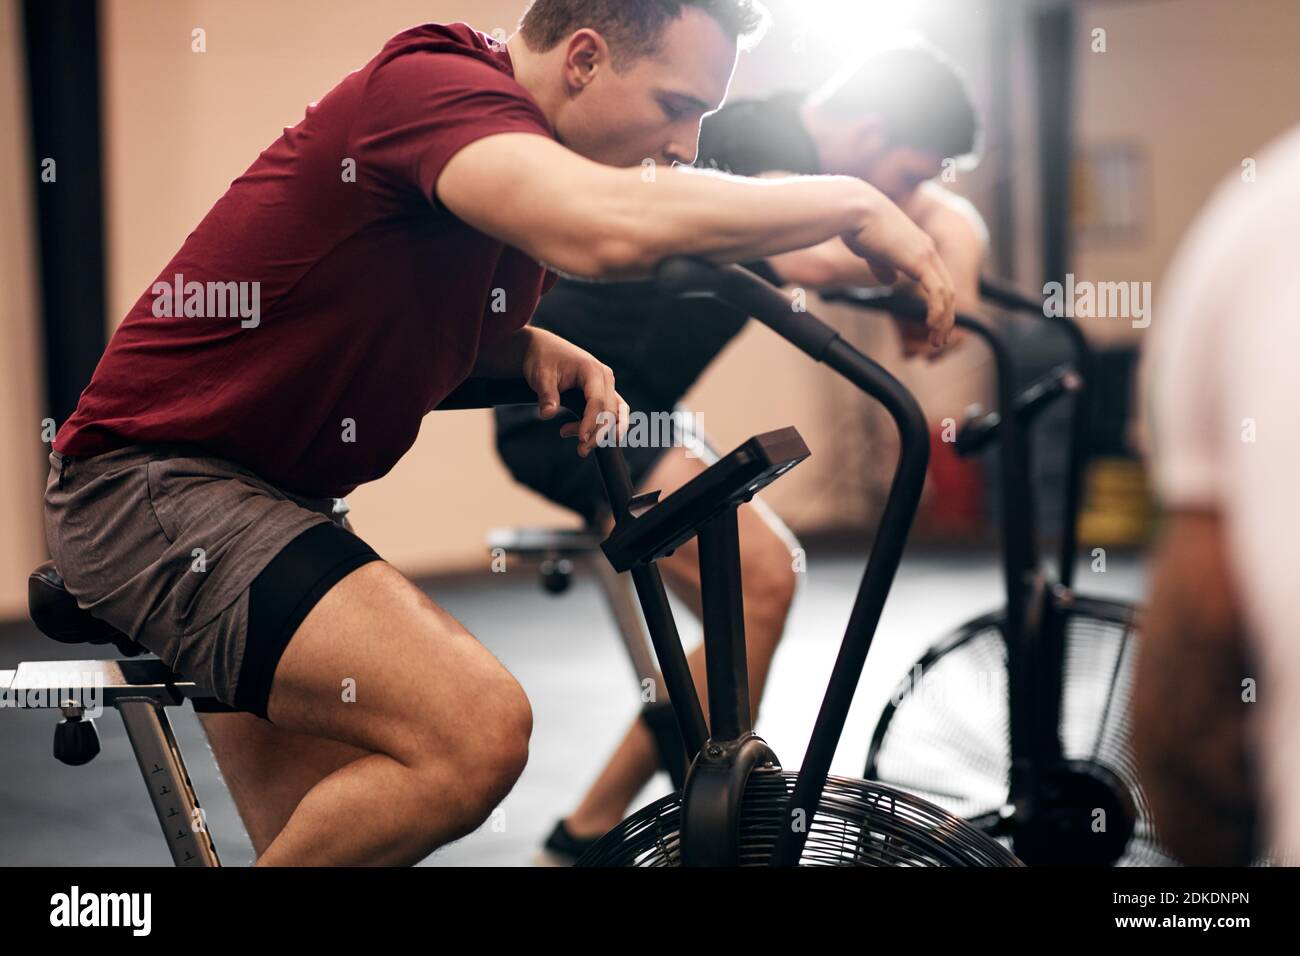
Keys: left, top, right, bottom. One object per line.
{"left": 1136, "top": 124, "right": 1300, "bottom": 865}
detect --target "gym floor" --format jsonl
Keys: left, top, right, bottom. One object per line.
{"left": 0, "top": 548, "right": 1144, "bottom": 867}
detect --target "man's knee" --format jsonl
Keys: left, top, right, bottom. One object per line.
{"left": 411, "top": 660, "right": 533, "bottom": 829}
{"left": 463, "top": 672, "right": 533, "bottom": 800}
{"left": 741, "top": 525, "right": 799, "bottom": 621}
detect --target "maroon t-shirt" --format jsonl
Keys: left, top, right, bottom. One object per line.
{"left": 56, "top": 23, "right": 557, "bottom": 497}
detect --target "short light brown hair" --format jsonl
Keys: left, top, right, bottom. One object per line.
{"left": 518, "top": 0, "right": 770, "bottom": 63}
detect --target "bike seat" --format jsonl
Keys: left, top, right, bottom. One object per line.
{"left": 27, "top": 561, "right": 145, "bottom": 657}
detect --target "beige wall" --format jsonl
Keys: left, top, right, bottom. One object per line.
{"left": 1073, "top": 0, "right": 1300, "bottom": 345}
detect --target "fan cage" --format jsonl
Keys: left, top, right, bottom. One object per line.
{"left": 578, "top": 770, "right": 1022, "bottom": 867}
{"left": 866, "top": 598, "right": 1175, "bottom": 866}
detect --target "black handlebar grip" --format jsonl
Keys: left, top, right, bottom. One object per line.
{"left": 656, "top": 258, "right": 839, "bottom": 361}
{"left": 1016, "top": 365, "right": 1082, "bottom": 419}
{"left": 436, "top": 380, "right": 586, "bottom": 418}
{"left": 953, "top": 365, "right": 1081, "bottom": 457}
{"left": 979, "top": 276, "right": 1045, "bottom": 315}
{"left": 819, "top": 287, "right": 999, "bottom": 342}
{"left": 955, "top": 410, "right": 1002, "bottom": 457}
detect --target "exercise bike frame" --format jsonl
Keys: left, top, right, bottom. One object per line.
{"left": 479, "top": 264, "right": 936, "bottom": 866}
{"left": 482, "top": 264, "right": 936, "bottom": 867}
{"left": 825, "top": 282, "right": 1142, "bottom": 858}
{"left": 821, "top": 290, "right": 1054, "bottom": 798}
{"left": 653, "top": 259, "right": 931, "bottom": 866}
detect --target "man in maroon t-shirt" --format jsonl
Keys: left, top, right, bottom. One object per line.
{"left": 47, "top": 0, "right": 956, "bottom": 865}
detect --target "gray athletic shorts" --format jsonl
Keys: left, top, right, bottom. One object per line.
{"left": 43, "top": 445, "right": 380, "bottom": 715}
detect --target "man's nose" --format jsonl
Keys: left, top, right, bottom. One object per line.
{"left": 666, "top": 128, "right": 701, "bottom": 167}
{"left": 665, "top": 143, "right": 696, "bottom": 167}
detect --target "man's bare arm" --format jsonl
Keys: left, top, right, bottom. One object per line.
{"left": 768, "top": 183, "right": 987, "bottom": 312}
{"left": 917, "top": 193, "right": 987, "bottom": 314}
{"left": 435, "top": 134, "right": 953, "bottom": 336}
{"left": 766, "top": 239, "right": 888, "bottom": 290}
{"left": 1134, "top": 512, "right": 1259, "bottom": 865}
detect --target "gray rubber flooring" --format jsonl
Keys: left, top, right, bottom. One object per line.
{"left": 0, "top": 551, "right": 1145, "bottom": 867}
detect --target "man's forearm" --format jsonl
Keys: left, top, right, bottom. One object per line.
{"left": 766, "top": 219, "right": 983, "bottom": 310}
{"left": 766, "top": 239, "right": 885, "bottom": 290}
{"left": 471, "top": 327, "right": 535, "bottom": 378}
{"left": 1135, "top": 519, "right": 1260, "bottom": 864}
{"left": 1134, "top": 631, "right": 1259, "bottom": 865}
{"left": 587, "top": 168, "right": 881, "bottom": 279}
{"left": 438, "top": 135, "right": 898, "bottom": 282}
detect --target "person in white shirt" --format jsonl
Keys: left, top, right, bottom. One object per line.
{"left": 1137, "top": 123, "right": 1300, "bottom": 865}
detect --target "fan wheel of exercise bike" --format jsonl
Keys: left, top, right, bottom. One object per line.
{"left": 864, "top": 597, "right": 1175, "bottom": 866}
{"left": 577, "top": 770, "right": 1021, "bottom": 866}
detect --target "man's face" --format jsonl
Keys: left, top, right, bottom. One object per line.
{"left": 551, "top": 10, "right": 738, "bottom": 168}
{"left": 858, "top": 145, "right": 945, "bottom": 205}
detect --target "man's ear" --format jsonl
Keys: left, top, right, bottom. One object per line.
{"left": 562, "top": 29, "right": 609, "bottom": 94}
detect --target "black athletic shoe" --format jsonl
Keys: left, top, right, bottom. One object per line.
{"left": 534, "top": 820, "right": 599, "bottom": 867}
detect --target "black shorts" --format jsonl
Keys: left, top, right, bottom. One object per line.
{"left": 235, "top": 522, "right": 382, "bottom": 719}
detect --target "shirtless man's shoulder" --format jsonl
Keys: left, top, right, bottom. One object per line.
{"left": 904, "top": 181, "right": 989, "bottom": 247}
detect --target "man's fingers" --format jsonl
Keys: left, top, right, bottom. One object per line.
{"left": 534, "top": 367, "right": 561, "bottom": 420}
{"left": 577, "top": 401, "right": 601, "bottom": 457}
{"left": 617, "top": 395, "right": 630, "bottom": 444}
{"left": 592, "top": 368, "right": 619, "bottom": 448}
{"left": 563, "top": 392, "right": 628, "bottom": 453}
{"left": 917, "top": 259, "right": 956, "bottom": 349}
{"left": 575, "top": 367, "right": 615, "bottom": 456}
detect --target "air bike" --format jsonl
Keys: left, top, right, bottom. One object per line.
{"left": 820, "top": 282, "right": 1170, "bottom": 866}
{"left": 549, "top": 259, "right": 1016, "bottom": 866}
{"left": 464, "top": 261, "right": 1017, "bottom": 865}
{"left": 5, "top": 259, "right": 1016, "bottom": 867}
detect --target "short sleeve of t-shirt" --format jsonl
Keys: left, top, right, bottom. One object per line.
{"left": 1140, "top": 204, "right": 1231, "bottom": 507}
{"left": 352, "top": 48, "right": 553, "bottom": 206}
{"left": 1141, "top": 127, "right": 1300, "bottom": 511}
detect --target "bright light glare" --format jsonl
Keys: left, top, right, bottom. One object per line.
{"left": 796, "top": 0, "right": 917, "bottom": 48}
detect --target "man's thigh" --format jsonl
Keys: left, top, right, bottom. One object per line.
{"left": 197, "top": 562, "right": 529, "bottom": 853}
{"left": 261, "top": 561, "right": 528, "bottom": 769}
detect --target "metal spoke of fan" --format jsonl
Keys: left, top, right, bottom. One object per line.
{"left": 864, "top": 601, "right": 1172, "bottom": 866}
{"left": 578, "top": 772, "right": 1021, "bottom": 867}
{"left": 1089, "top": 617, "right": 1135, "bottom": 762}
